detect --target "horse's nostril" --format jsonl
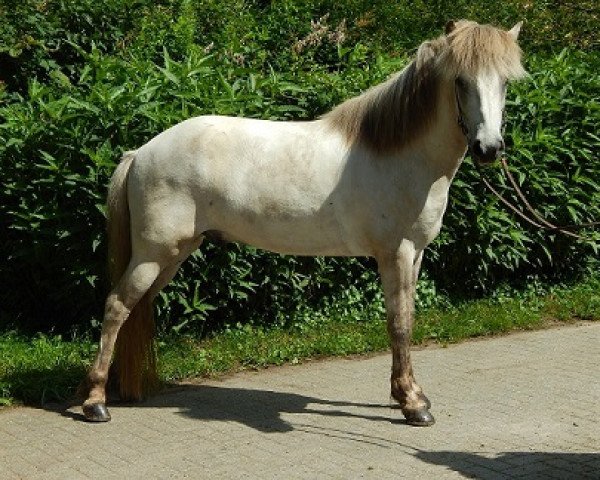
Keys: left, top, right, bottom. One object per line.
{"left": 472, "top": 140, "right": 501, "bottom": 163}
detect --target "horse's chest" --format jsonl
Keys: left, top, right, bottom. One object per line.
{"left": 412, "top": 185, "right": 450, "bottom": 247}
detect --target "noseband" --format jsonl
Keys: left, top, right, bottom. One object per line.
{"left": 454, "top": 81, "right": 598, "bottom": 241}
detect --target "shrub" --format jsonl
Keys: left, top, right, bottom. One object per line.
{"left": 0, "top": 1, "right": 597, "bottom": 335}
{"left": 429, "top": 50, "right": 600, "bottom": 292}
{"left": 0, "top": 45, "right": 390, "bottom": 332}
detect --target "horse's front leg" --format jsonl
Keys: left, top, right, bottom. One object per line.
{"left": 378, "top": 244, "right": 434, "bottom": 426}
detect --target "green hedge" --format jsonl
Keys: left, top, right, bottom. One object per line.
{"left": 0, "top": 1, "right": 598, "bottom": 334}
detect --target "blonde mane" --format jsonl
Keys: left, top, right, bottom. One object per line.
{"left": 324, "top": 20, "right": 525, "bottom": 154}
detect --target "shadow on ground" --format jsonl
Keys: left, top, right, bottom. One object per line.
{"left": 416, "top": 450, "right": 600, "bottom": 479}
{"left": 51, "top": 381, "right": 408, "bottom": 431}
{"left": 54, "top": 385, "right": 600, "bottom": 476}
{"left": 2, "top": 364, "right": 85, "bottom": 406}
{"left": 57, "top": 383, "right": 415, "bottom": 447}
{"left": 137, "top": 384, "right": 402, "bottom": 433}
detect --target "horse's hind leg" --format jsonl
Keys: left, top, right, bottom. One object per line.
{"left": 83, "top": 258, "right": 162, "bottom": 421}
{"left": 378, "top": 243, "right": 434, "bottom": 427}
{"left": 83, "top": 235, "right": 203, "bottom": 421}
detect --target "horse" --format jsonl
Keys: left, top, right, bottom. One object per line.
{"left": 82, "top": 20, "right": 526, "bottom": 426}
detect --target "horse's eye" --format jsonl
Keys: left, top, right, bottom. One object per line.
{"left": 455, "top": 77, "right": 467, "bottom": 89}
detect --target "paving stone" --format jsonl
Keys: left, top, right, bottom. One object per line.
{"left": 1, "top": 323, "right": 599, "bottom": 479}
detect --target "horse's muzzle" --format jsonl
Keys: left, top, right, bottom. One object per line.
{"left": 471, "top": 139, "right": 505, "bottom": 165}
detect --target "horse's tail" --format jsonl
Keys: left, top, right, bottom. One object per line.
{"left": 107, "top": 150, "right": 158, "bottom": 401}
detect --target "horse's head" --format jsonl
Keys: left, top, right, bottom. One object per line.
{"left": 442, "top": 20, "right": 526, "bottom": 164}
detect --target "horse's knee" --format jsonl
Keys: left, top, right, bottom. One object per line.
{"left": 387, "top": 323, "right": 411, "bottom": 342}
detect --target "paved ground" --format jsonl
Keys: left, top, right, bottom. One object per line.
{"left": 1, "top": 323, "right": 599, "bottom": 479}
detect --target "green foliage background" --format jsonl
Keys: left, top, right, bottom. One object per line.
{"left": 0, "top": 0, "right": 598, "bottom": 335}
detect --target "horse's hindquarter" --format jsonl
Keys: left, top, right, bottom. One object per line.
{"left": 131, "top": 116, "right": 359, "bottom": 256}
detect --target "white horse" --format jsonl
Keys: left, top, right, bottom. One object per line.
{"left": 82, "top": 20, "right": 525, "bottom": 426}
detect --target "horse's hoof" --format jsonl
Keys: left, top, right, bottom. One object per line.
{"left": 403, "top": 408, "right": 435, "bottom": 427}
{"left": 82, "top": 403, "right": 111, "bottom": 422}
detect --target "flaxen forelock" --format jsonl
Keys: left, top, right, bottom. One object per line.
{"left": 439, "top": 20, "right": 526, "bottom": 80}
{"left": 324, "top": 20, "right": 525, "bottom": 154}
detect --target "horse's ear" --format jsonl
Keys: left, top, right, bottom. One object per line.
{"left": 508, "top": 21, "right": 523, "bottom": 41}
{"left": 416, "top": 41, "right": 436, "bottom": 68}
{"left": 445, "top": 20, "right": 456, "bottom": 35}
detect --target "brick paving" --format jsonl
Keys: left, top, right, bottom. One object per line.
{"left": 1, "top": 323, "right": 599, "bottom": 479}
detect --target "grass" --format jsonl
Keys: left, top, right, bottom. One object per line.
{"left": 1, "top": 276, "right": 598, "bottom": 407}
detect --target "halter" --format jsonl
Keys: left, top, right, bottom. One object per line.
{"left": 454, "top": 81, "right": 598, "bottom": 241}
{"left": 454, "top": 84, "right": 469, "bottom": 139}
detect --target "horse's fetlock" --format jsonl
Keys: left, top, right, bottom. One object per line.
{"left": 88, "top": 370, "right": 108, "bottom": 386}
{"left": 391, "top": 374, "right": 424, "bottom": 406}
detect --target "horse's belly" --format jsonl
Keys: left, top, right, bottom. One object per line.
{"left": 231, "top": 235, "right": 353, "bottom": 257}
{"left": 212, "top": 211, "right": 356, "bottom": 256}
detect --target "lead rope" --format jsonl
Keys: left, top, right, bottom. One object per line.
{"left": 455, "top": 85, "right": 599, "bottom": 242}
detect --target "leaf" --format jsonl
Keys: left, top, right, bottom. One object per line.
{"left": 158, "top": 66, "right": 180, "bottom": 86}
